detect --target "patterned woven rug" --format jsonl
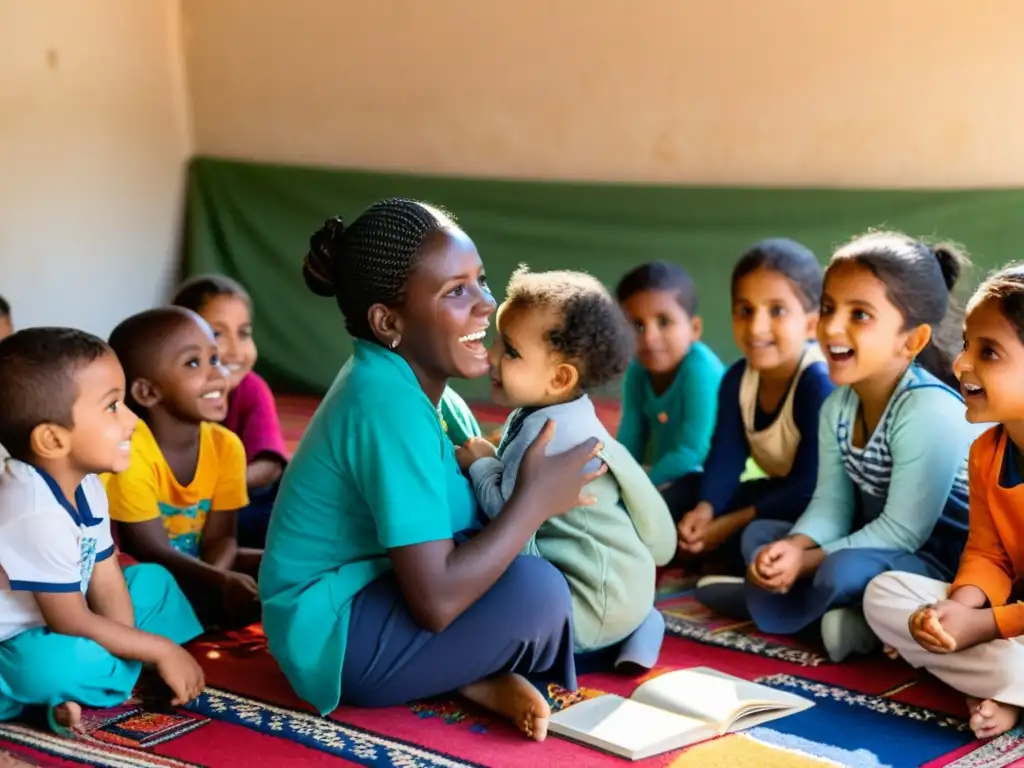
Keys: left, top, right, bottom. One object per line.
{"left": 3, "top": 574, "right": 1021, "bottom": 767}
{"left": 2, "top": 395, "right": 1020, "bottom": 767}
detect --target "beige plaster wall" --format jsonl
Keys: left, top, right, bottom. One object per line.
{"left": 183, "top": 0, "right": 1024, "bottom": 187}
{"left": 0, "top": 0, "right": 191, "bottom": 336}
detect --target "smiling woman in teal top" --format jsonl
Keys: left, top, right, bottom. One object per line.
{"left": 259, "top": 199, "right": 603, "bottom": 742}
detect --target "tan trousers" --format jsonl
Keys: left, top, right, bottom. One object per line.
{"left": 863, "top": 571, "right": 1024, "bottom": 707}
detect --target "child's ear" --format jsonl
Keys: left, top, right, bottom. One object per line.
{"left": 805, "top": 310, "right": 820, "bottom": 340}
{"left": 130, "top": 378, "right": 160, "bottom": 409}
{"left": 550, "top": 362, "right": 580, "bottom": 395}
{"left": 690, "top": 315, "right": 703, "bottom": 341}
{"left": 905, "top": 323, "right": 933, "bottom": 359}
{"left": 30, "top": 423, "right": 72, "bottom": 460}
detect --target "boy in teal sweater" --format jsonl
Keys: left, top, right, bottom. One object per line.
{"left": 615, "top": 262, "right": 725, "bottom": 489}
{"left": 458, "top": 267, "right": 676, "bottom": 668}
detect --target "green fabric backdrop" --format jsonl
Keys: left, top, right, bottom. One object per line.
{"left": 184, "top": 157, "right": 1024, "bottom": 400}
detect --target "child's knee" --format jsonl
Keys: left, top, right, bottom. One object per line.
{"left": 861, "top": 571, "right": 919, "bottom": 641}
{"left": 813, "top": 549, "right": 879, "bottom": 603}
{"left": 740, "top": 519, "right": 789, "bottom": 563}
{"left": 863, "top": 571, "right": 900, "bottom": 609}
{"left": 862, "top": 571, "right": 942, "bottom": 628}
{"left": 1, "top": 635, "right": 122, "bottom": 704}
{"left": 124, "top": 562, "right": 176, "bottom": 590}
{"left": 7, "top": 662, "right": 69, "bottom": 704}
{"left": 124, "top": 562, "right": 185, "bottom": 606}
{"left": 813, "top": 549, "right": 856, "bottom": 585}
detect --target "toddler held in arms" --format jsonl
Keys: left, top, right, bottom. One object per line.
{"left": 458, "top": 267, "right": 676, "bottom": 669}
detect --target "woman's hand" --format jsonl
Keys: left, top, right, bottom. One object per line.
{"left": 388, "top": 420, "right": 606, "bottom": 633}
{"left": 515, "top": 420, "right": 606, "bottom": 523}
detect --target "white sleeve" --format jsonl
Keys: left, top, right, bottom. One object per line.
{"left": 82, "top": 475, "right": 115, "bottom": 562}
{"left": 0, "top": 499, "right": 82, "bottom": 593}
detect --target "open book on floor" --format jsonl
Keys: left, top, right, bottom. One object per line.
{"left": 548, "top": 666, "right": 813, "bottom": 761}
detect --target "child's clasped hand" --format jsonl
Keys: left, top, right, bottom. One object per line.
{"left": 908, "top": 600, "right": 998, "bottom": 654}
{"left": 909, "top": 603, "right": 958, "bottom": 653}
{"left": 677, "top": 503, "right": 713, "bottom": 554}
{"left": 748, "top": 539, "right": 802, "bottom": 593}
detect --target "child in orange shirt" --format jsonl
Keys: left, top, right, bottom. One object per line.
{"left": 865, "top": 264, "right": 1024, "bottom": 740}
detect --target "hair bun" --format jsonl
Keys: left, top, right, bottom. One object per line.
{"left": 931, "top": 244, "right": 963, "bottom": 292}
{"left": 301, "top": 216, "right": 346, "bottom": 298}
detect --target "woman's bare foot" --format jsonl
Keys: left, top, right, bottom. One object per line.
{"left": 966, "top": 696, "right": 1021, "bottom": 740}
{"left": 51, "top": 702, "right": 84, "bottom": 737}
{"left": 459, "top": 673, "right": 552, "bottom": 741}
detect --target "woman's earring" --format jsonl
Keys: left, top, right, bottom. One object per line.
{"left": 389, "top": 337, "right": 400, "bottom": 350}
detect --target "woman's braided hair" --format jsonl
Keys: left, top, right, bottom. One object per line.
{"left": 302, "top": 198, "right": 455, "bottom": 340}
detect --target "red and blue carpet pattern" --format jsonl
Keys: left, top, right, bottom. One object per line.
{"left": 0, "top": 395, "right": 1021, "bottom": 766}
{"left": 3, "top": 575, "right": 1023, "bottom": 767}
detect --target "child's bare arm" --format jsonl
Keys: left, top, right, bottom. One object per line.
{"left": 948, "top": 585, "right": 990, "bottom": 608}
{"left": 787, "top": 533, "right": 820, "bottom": 549}
{"left": 200, "top": 509, "right": 240, "bottom": 570}
{"left": 246, "top": 457, "right": 283, "bottom": 490}
{"left": 119, "top": 519, "right": 230, "bottom": 590}
{"left": 36, "top": 590, "right": 174, "bottom": 663}
{"left": 35, "top": 590, "right": 205, "bottom": 705}
{"left": 86, "top": 557, "right": 134, "bottom": 627}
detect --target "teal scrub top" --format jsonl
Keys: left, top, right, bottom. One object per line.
{"left": 259, "top": 340, "right": 481, "bottom": 715}
{"left": 440, "top": 386, "right": 482, "bottom": 446}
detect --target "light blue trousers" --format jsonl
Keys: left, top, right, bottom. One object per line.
{"left": 0, "top": 563, "right": 203, "bottom": 720}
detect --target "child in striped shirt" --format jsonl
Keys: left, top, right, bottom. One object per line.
{"left": 739, "top": 231, "right": 984, "bottom": 662}
{"left": 865, "top": 264, "right": 1024, "bottom": 740}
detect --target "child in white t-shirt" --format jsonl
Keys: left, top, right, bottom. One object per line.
{"left": 0, "top": 328, "right": 204, "bottom": 736}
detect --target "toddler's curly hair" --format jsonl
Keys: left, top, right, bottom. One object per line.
{"left": 503, "top": 266, "right": 634, "bottom": 390}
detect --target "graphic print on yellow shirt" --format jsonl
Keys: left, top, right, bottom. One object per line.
{"left": 104, "top": 420, "right": 249, "bottom": 557}
{"left": 159, "top": 498, "right": 212, "bottom": 556}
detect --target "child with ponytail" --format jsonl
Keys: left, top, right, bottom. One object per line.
{"left": 731, "top": 231, "right": 984, "bottom": 662}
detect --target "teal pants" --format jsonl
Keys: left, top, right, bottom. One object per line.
{"left": 0, "top": 563, "right": 203, "bottom": 720}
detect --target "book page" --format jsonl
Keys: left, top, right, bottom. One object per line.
{"left": 630, "top": 667, "right": 809, "bottom": 731}
{"left": 548, "top": 695, "right": 718, "bottom": 760}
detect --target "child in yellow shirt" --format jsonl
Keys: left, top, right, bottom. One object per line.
{"left": 105, "top": 307, "right": 261, "bottom": 629}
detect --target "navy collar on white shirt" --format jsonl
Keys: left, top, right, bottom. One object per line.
{"left": 29, "top": 464, "right": 102, "bottom": 528}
